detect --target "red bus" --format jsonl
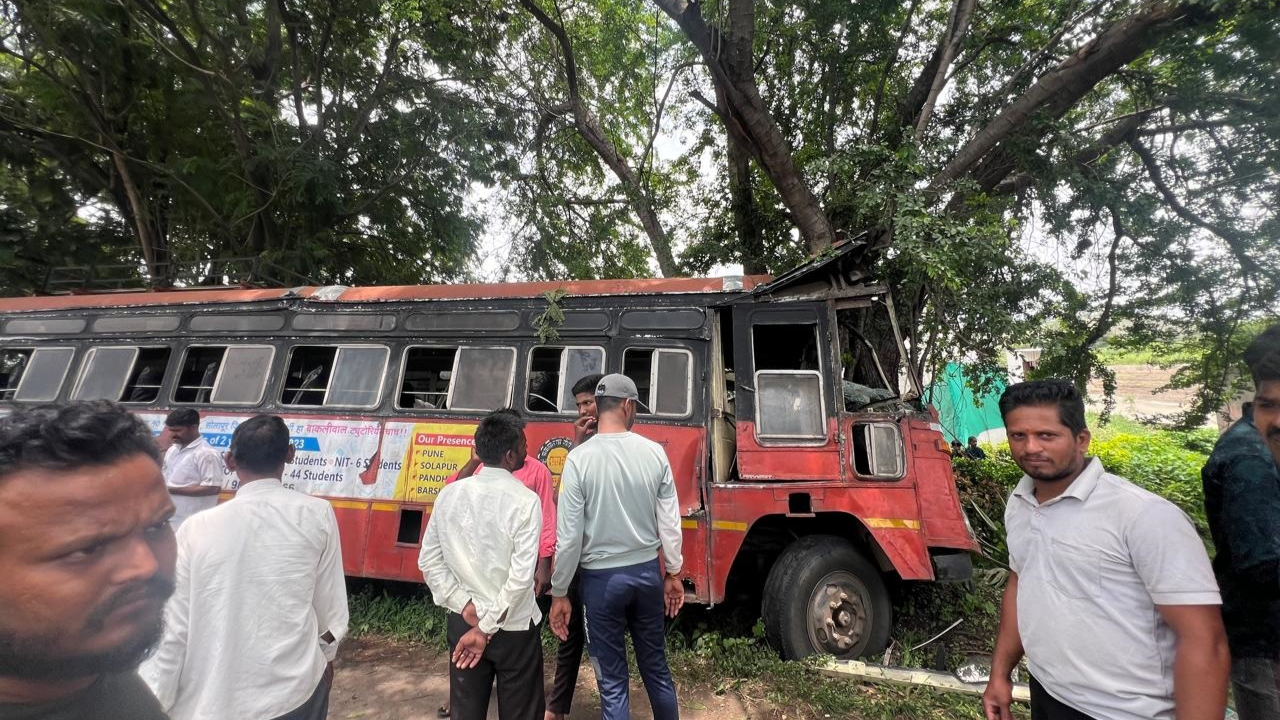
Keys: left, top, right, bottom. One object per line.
{"left": 0, "top": 250, "right": 975, "bottom": 659}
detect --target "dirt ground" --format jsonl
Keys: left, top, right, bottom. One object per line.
{"left": 329, "top": 636, "right": 782, "bottom": 720}
{"left": 1085, "top": 364, "right": 1205, "bottom": 420}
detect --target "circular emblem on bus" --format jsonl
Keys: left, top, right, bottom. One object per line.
{"left": 538, "top": 436, "right": 574, "bottom": 490}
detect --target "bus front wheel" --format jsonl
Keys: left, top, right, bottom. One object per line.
{"left": 762, "top": 535, "right": 892, "bottom": 660}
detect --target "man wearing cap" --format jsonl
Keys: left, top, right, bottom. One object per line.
{"left": 549, "top": 374, "right": 684, "bottom": 720}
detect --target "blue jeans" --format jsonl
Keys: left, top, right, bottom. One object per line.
{"left": 580, "top": 559, "right": 679, "bottom": 720}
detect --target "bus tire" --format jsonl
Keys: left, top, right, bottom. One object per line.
{"left": 762, "top": 534, "right": 891, "bottom": 660}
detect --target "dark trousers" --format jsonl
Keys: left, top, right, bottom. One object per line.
{"left": 1232, "top": 656, "right": 1280, "bottom": 720}
{"left": 580, "top": 559, "right": 678, "bottom": 720}
{"left": 272, "top": 670, "right": 332, "bottom": 720}
{"left": 1030, "top": 677, "right": 1098, "bottom": 720}
{"left": 447, "top": 613, "right": 544, "bottom": 720}
{"left": 547, "top": 575, "right": 585, "bottom": 714}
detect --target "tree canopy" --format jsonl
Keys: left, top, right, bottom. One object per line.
{"left": 2, "top": 0, "right": 1278, "bottom": 425}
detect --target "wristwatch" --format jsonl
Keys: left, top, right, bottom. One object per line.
{"left": 665, "top": 570, "right": 681, "bottom": 580}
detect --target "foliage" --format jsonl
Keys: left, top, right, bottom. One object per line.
{"left": 4, "top": 0, "right": 1279, "bottom": 429}
{"left": 0, "top": 0, "right": 516, "bottom": 292}
{"left": 532, "top": 288, "right": 568, "bottom": 342}
{"left": 663, "top": 0, "right": 1280, "bottom": 426}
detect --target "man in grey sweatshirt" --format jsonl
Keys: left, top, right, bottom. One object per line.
{"left": 549, "top": 374, "right": 684, "bottom": 720}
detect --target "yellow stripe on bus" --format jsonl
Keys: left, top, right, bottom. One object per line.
{"left": 329, "top": 500, "right": 370, "bottom": 511}
{"left": 371, "top": 502, "right": 400, "bottom": 512}
{"left": 864, "top": 518, "right": 921, "bottom": 530}
{"left": 681, "top": 519, "right": 699, "bottom": 529}
{"left": 711, "top": 520, "right": 748, "bottom": 532}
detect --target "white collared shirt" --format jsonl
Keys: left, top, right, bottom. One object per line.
{"left": 418, "top": 465, "right": 542, "bottom": 634}
{"left": 1005, "top": 457, "right": 1220, "bottom": 720}
{"left": 141, "top": 479, "right": 349, "bottom": 720}
{"left": 162, "top": 437, "right": 226, "bottom": 528}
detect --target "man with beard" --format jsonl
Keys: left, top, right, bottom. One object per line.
{"left": 141, "top": 415, "right": 348, "bottom": 720}
{"left": 1205, "top": 324, "right": 1280, "bottom": 720}
{"left": 982, "top": 380, "right": 1228, "bottom": 720}
{"left": 0, "top": 401, "right": 176, "bottom": 719}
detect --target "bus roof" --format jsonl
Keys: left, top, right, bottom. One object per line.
{"left": 0, "top": 276, "right": 769, "bottom": 313}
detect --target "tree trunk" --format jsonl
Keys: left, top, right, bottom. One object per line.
{"left": 721, "top": 0, "right": 765, "bottom": 273}
{"left": 726, "top": 126, "right": 766, "bottom": 274}
{"left": 652, "top": 0, "right": 836, "bottom": 255}
{"left": 110, "top": 152, "right": 166, "bottom": 281}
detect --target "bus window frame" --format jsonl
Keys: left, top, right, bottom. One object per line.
{"left": 0, "top": 346, "right": 76, "bottom": 403}
{"left": 396, "top": 344, "right": 519, "bottom": 413}
{"left": 172, "top": 344, "right": 277, "bottom": 407}
{"left": 752, "top": 369, "right": 829, "bottom": 445}
{"left": 622, "top": 346, "right": 695, "bottom": 419}
{"left": 524, "top": 344, "right": 607, "bottom": 415}
{"left": 280, "top": 343, "right": 391, "bottom": 410}
{"left": 70, "top": 345, "right": 171, "bottom": 403}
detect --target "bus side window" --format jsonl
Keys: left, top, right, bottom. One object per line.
{"left": 282, "top": 345, "right": 389, "bottom": 408}
{"left": 526, "top": 346, "right": 605, "bottom": 413}
{"left": 452, "top": 347, "right": 516, "bottom": 411}
{"left": 0, "top": 349, "right": 32, "bottom": 400}
{"left": 752, "top": 322, "right": 826, "bottom": 442}
{"left": 0, "top": 347, "right": 75, "bottom": 402}
{"left": 123, "top": 348, "right": 170, "bottom": 403}
{"left": 622, "top": 348, "right": 693, "bottom": 417}
{"left": 71, "top": 346, "right": 171, "bottom": 403}
{"left": 399, "top": 347, "right": 457, "bottom": 409}
{"left": 398, "top": 346, "right": 517, "bottom": 412}
{"left": 175, "top": 346, "right": 274, "bottom": 405}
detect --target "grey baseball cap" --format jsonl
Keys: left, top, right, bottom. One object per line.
{"left": 595, "top": 373, "right": 648, "bottom": 409}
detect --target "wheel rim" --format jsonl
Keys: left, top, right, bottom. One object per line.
{"left": 806, "top": 570, "right": 872, "bottom": 656}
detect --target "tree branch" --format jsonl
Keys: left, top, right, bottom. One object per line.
{"left": 1128, "top": 136, "right": 1263, "bottom": 280}
{"left": 652, "top": 0, "right": 835, "bottom": 253}
{"left": 914, "top": 0, "right": 977, "bottom": 137}
{"left": 521, "top": 0, "right": 679, "bottom": 276}
{"left": 343, "top": 31, "right": 403, "bottom": 151}
{"left": 929, "top": 0, "right": 1196, "bottom": 193}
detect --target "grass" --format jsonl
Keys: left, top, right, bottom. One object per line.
{"left": 1095, "top": 346, "right": 1197, "bottom": 366}
{"left": 346, "top": 577, "right": 1024, "bottom": 719}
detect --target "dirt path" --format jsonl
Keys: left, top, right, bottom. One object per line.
{"left": 330, "top": 636, "right": 780, "bottom": 720}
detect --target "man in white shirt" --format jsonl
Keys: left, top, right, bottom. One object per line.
{"left": 142, "top": 415, "right": 348, "bottom": 720}
{"left": 160, "top": 409, "right": 225, "bottom": 529}
{"left": 982, "top": 380, "right": 1228, "bottom": 720}
{"left": 550, "top": 374, "right": 684, "bottom": 720}
{"left": 418, "top": 411, "right": 543, "bottom": 720}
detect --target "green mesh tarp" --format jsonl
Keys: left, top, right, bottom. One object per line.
{"left": 924, "top": 362, "right": 1007, "bottom": 443}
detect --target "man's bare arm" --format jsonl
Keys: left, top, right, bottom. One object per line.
{"left": 1157, "top": 604, "right": 1228, "bottom": 720}
{"left": 982, "top": 571, "right": 1024, "bottom": 720}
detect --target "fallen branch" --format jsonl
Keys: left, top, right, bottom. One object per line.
{"left": 817, "top": 659, "right": 1031, "bottom": 703}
